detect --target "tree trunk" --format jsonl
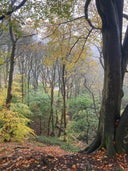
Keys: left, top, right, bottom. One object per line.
{"left": 21, "top": 60, "right": 24, "bottom": 103}
{"left": 39, "top": 115, "right": 42, "bottom": 135}
{"left": 95, "top": 0, "right": 122, "bottom": 156}
{"left": 62, "top": 64, "right": 67, "bottom": 141}
{"left": 99, "top": 21, "right": 122, "bottom": 155}
{"left": 6, "top": 17, "right": 18, "bottom": 108}
{"left": 6, "top": 42, "right": 16, "bottom": 108}
{"left": 27, "top": 72, "right": 31, "bottom": 106}
{"left": 47, "top": 84, "right": 55, "bottom": 136}
{"left": 82, "top": 0, "right": 126, "bottom": 156}
{"left": 47, "top": 64, "right": 56, "bottom": 136}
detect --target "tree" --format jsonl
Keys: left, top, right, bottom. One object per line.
{"left": 6, "top": 18, "right": 18, "bottom": 108}
{"left": 0, "top": 0, "right": 29, "bottom": 108}
{"left": 82, "top": 0, "right": 128, "bottom": 156}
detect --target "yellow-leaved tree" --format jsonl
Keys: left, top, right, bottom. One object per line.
{"left": 41, "top": 18, "right": 93, "bottom": 140}
{"left": 0, "top": 88, "right": 35, "bottom": 142}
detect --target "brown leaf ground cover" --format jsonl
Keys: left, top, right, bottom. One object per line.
{"left": 0, "top": 142, "right": 128, "bottom": 171}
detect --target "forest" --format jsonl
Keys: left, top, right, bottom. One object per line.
{"left": 0, "top": 0, "right": 128, "bottom": 170}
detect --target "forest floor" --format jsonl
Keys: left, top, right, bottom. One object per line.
{"left": 0, "top": 142, "right": 128, "bottom": 171}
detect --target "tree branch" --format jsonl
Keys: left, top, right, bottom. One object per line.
{"left": 84, "top": 0, "right": 100, "bottom": 30}
{"left": 74, "top": 29, "right": 93, "bottom": 63}
{"left": 123, "top": 13, "right": 128, "bottom": 20}
{"left": 0, "top": 0, "right": 27, "bottom": 20}
{"left": 57, "top": 16, "right": 85, "bottom": 25}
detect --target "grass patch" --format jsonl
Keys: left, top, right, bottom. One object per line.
{"left": 36, "top": 136, "right": 80, "bottom": 152}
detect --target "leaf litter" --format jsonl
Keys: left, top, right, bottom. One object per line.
{"left": 0, "top": 142, "right": 128, "bottom": 170}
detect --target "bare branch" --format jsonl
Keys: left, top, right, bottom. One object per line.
{"left": 65, "top": 28, "right": 93, "bottom": 63}
{"left": 58, "top": 16, "right": 85, "bottom": 25}
{"left": 123, "top": 13, "right": 128, "bottom": 20}
{"left": 67, "top": 37, "right": 81, "bottom": 56}
{"left": 0, "top": 0, "right": 27, "bottom": 20}
{"left": 74, "top": 28, "right": 93, "bottom": 63}
{"left": 84, "top": 0, "right": 100, "bottom": 30}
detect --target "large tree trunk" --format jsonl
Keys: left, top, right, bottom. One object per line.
{"left": 82, "top": 0, "right": 128, "bottom": 156}
{"left": 99, "top": 1, "right": 122, "bottom": 154}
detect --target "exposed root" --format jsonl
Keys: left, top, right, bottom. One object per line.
{"left": 79, "top": 135, "right": 101, "bottom": 154}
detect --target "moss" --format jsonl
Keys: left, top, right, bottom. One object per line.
{"left": 105, "top": 134, "right": 116, "bottom": 156}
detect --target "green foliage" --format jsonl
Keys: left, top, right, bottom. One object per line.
{"left": 37, "top": 135, "right": 79, "bottom": 152}
{"left": 61, "top": 143, "right": 79, "bottom": 152}
{"left": 28, "top": 92, "right": 51, "bottom": 134}
{"left": 10, "top": 18, "right": 24, "bottom": 38}
{"left": 0, "top": 57, "right": 4, "bottom": 65}
{"left": 12, "top": 75, "right": 23, "bottom": 103}
{"left": 67, "top": 95, "right": 92, "bottom": 118}
{"left": 11, "top": 103, "right": 31, "bottom": 118}
{"left": 37, "top": 135, "right": 63, "bottom": 146}
{"left": 67, "top": 109, "right": 98, "bottom": 143}
{"left": 0, "top": 108, "right": 34, "bottom": 142}
{"left": 44, "top": 0, "right": 74, "bottom": 20}
{"left": 67, "top": 95, "right": 98, "bottom": 143}
{"left": 0, "top": 89, "right": 6, "bottom": 110}
{"left": 0, "top": 51, "right": 11, "bottom": 65}
{"left": 29, "top": 91, "right": 50, "bottom": 117}
{"left": 0, "top": 1, "right": 9, "bottom": 12}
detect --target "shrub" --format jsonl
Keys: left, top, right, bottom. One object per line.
{"left": 67, "top": 95, "right": 92, "bottom": 119}
{"left": 11, "top": 103, "right": 31, "bottom": 117}
{"left": 0, "top": 108, "right": 34, "bottom": 142}
{"left": 66, "top": 110, "right": 98, "bottom": 144}
{"left": 28, "top": 92, "right": 51, "bottom": 135}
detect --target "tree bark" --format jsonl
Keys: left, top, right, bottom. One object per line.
{"left": 47, "top": 65, "right": 56, "bottom": 136}
{"left": 116, "top": 105, "right": 128, "bottom": 153}
{"left": 6, "top": 42, "right": 16, "bottom": 108}
{"left": 62, "top": 64, "right": 67, "bottom": 141}
{"left": 82, "top": 0, "right": 126, "bottom": 156}
{"left": 6, "top": 17, "right": 18, "bottom": 108}
{"left": 95, "top": 0, "right": 122, "bottom": 155}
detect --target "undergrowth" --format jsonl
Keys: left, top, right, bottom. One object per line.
{"left": 36, "top": 136, "right": 80, "bottom": 152}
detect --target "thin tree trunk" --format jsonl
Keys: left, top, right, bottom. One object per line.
{"left": 27, "top": 75, "right": 30, "bottom": 106}
{"left": 62, "top": 64, "right": 67, "bottom": 141}
{"left": 58, "top": 110, "right": 63, "bottom": 137}
{"left": 6, "top": 17, "right": 18, "bottom": 108}
{"left": 47, "top": 85, "right": 55, "bottom": 136}
{"left": 21, "top": 60, "right": 24, "bottom": 103}
{"left": 6, "top": 42, "right": 16, "bottom": 108}
{"left": 39, "top": 115, "right": 42, "bottom": 135}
